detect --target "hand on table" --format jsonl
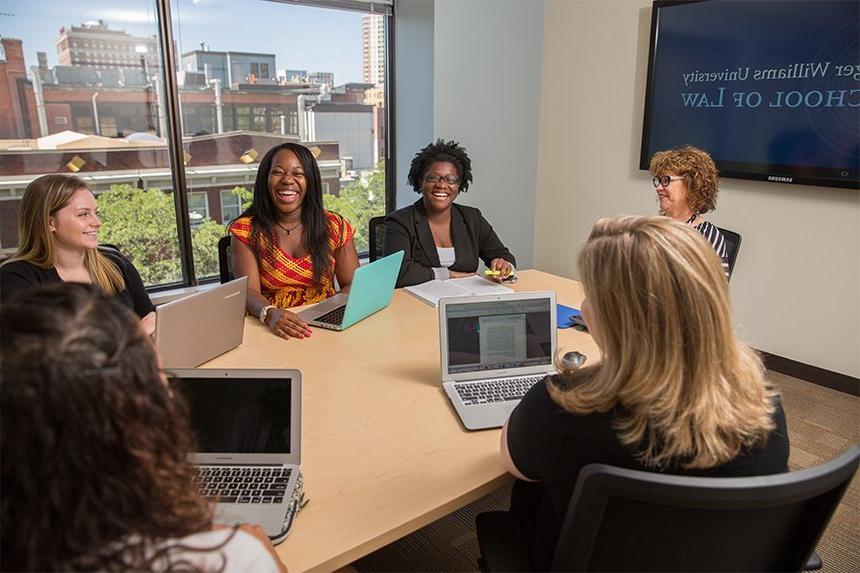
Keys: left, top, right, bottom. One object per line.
{"left": 488, "top": 258, "right": 514, "bottom": 282}
{"left": 140, "top": 311, "right": 157, "bottom": 337}
{"left": 449, "top": 270, "right": 475, "bottom": 279}
{"left": 267, "top": 308, "right": 312, "bottom": 340}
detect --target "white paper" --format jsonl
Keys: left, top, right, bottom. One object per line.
{"left": 403, "top": 276, "right": 513, "bottom": 307}
{"left": 478, "top": 313, "right": 527, "bottom": 363}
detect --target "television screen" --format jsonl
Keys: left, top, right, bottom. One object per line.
{"left": 640, "top": 0, "right": 860, "bottom": 189}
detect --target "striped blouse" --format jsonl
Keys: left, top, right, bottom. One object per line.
{"left": 229, "top": 211, "right": 354, "bottom": 308}
{"left": 692, "top": 218, "right": 730, "bottom": 276}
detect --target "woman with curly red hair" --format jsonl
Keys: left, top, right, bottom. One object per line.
{"left": 649, "top": 145, "right": 730, "bottom": 275}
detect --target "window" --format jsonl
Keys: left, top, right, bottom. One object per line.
{"left": 188, "top": 192, "right": 209, "bottom": 226}
{"left": 220, "top": 189, "right": 243, "bottom": 223}
{"left": 2, "top": 0, "right": 392, "bottom": 289}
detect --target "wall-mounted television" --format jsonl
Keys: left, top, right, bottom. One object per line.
{"left": 640, "top": 0, "right": 860, "bottom": 189}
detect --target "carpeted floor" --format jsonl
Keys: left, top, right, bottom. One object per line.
{"left": 353, "top": 372, "right": 859, "bottom": 572}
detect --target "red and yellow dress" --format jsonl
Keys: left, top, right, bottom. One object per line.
{"left": 229, "top": 211, "right": 354, "bottom": 309}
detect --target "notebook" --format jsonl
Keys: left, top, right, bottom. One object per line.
{"left": 438, "top": 292, "right": 557, "bottom": 430}
{"left": 296, "top": 250, "right": 404, "bottom": 330}
{"left": 155, "top": 277, "right": 247, "bottom": 368}
{"left": 169, "top": 368, "right": 302, "bottom": 544}
{"left": 405, "top": 275, "right": 512, "bottom": 308}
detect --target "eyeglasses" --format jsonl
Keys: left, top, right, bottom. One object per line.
{"left": 652, "top": 175, "right": 685, "bottom": 188}
{"left": 423, "top": 174, "right": 460, "bottom": 186}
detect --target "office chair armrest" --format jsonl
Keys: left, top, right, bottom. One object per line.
{"left": 476, "top": 511, "right": 535, "bottom": 572}
{"left": 804, "top": 550, "right": 822, "bottom": 571}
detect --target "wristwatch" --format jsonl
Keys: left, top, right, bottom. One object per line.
{"left": 259, "top": 304, "right": 277, "bottom": 325}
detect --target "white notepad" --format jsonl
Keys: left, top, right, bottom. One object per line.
{"left": 404, "top": 275, "right": 512, "bottom": 307}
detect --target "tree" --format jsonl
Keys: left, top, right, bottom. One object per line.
{"left": 324, "top": 161, "right": 386, "bottom": 252}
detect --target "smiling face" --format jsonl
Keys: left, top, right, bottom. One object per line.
{"left": 49, "top": 188, "right": 101, "bottom": 252}
{"left": 420, "top": 161, "right": 461, "bottom": 213}
{"left": 655, "top": 173, "right": 692, "bottom": 220}
{"left": 268, "top": 149, "right": 307, "bottom": 219}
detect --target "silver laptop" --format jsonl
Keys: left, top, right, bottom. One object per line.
{"left": 155, "top": 277, "right": 247, "bottom": 368}
{"left": 438, "top": 292, "right": 557, "bottom": 430}
{"left": 297, "top": 250, "right": 404, "bottom": 331}
{"left": 169, "top": 368, "right": 302, "bottom": 544}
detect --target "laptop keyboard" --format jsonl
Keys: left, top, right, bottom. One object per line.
{"left": 315, "top": 305, "right": 346, "bottom": 326}
{"left": 454, "top": 375, "right": 545, "bottom": 406}
{"left": 192, "top": 466, "right": 292, "bottom": 504}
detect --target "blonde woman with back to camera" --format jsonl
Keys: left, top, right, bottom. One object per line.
{"left": 501, "top": 216, "right": 789, "bottom": 570}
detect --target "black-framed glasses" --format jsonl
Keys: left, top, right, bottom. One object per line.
{"left": 652, "top": 175, "right": 685, "bottom": 188}
{"left": 423, "top": 174, "right": 460, "bottom": 186}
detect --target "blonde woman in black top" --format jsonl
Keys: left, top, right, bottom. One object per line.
{"left": 0, "top": 174, "right": 155, "bottom": 333}
{"left": 502, "top": 216, "right": 789, "bottom": 569}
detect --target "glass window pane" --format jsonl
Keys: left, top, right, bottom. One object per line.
{"left": 173, "top": 0, "right": 388, "bottom": 279}
{"left": 0, "top": 2, "right": 184, "bottom": 288}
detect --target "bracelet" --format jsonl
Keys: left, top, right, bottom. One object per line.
{"left": 259, "top": 304, "right": 277, "bottom": 324}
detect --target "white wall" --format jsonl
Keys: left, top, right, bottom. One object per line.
{"left": 394, "top": 0, "right": 545, "bottom": 269}
{"left": 433, "top": 0, "right": 545, "bottom": 269}
{"left": 394, "top": 0, "right": 434, "bottom": 206}
{"left": 532, "top": 0, "right": 860, "bottom": 377}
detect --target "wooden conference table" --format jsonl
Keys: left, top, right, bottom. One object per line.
{"left": 202, "top": 270, "right": 599, "bottom": 572}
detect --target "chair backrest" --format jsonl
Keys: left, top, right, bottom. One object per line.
{"left": 717, "top": 226, "right": 742, "bottom": 278}
{"left": 218, "top": 235, "right": 233, "bottom": 283}
{"left": 368, "top": 215, "right": 385, "bottom": 262}
{"left": 552, "top": 446, "right": 859, "bottom": 572}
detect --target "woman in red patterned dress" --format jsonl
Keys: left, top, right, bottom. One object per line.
{"left": 229, "top": 143, "right": 359, "bottom": 340}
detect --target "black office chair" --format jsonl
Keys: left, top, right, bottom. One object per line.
{"left": 217, "top": 235, "right": 233, "bottom": 283}
{"left": 477, "top": 445, "right": 859, "bottom": 572}
{"left": 717, "top": 226, "right": 742, "bottom": 279}
{"left": 368, "top": 215, "right": 385, "bottom": 262}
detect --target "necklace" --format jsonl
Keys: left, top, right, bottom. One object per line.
{"left": 276, "top": 221, "right": 301, "bottom": 236}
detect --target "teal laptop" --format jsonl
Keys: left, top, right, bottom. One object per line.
{"left": 296, "top": 250, "right": 404, "bottom": 331}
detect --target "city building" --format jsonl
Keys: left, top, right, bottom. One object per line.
{"left": 56, "top": 20, "right": 158, "bottom": 72}
{"left": 182, "top": 49, "right": 277, "bottom": 86}
{"left": 0, "top": 131, "right": 341, "bottom": 248}
{"left": 362, "top": 14, "right": 385, "bottom": 85}
{"left": 308, "top": 71, "right": 335, "bottom": 86}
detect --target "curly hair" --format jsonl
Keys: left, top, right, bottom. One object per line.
{"left": 240, "top": 142, "right": 332, "bottom": 284}
{"left": 649, "top": 145, "right": 720, "bottom": 214}
{"left": 407, "top": 139, "right": 473, "bottom": 193}
{"left": 0, "top": 284, "right": 215, "bottom": 571}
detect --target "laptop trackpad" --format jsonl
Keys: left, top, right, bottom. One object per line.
{"left": 502, "top": 401, "right": 519, "bottom": 415}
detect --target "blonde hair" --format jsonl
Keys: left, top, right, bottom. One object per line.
{"left": 649, "top": 145, "right": 720, "bottom": 214}
{"left": 6, "top": 174, "right": 125, "bottom": 295}
{"left": 550, "top": 215, "right": 775, "bottom": 469}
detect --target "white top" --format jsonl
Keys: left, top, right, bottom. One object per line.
{"left": 437, "top": 247, "right": 456, "bottom": 267}
{"left": 145, "top": 528, "right": 280, "bottom": 572}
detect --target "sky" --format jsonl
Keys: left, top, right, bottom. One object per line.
{"left": 0, "top": 0, "right": 368, "bottom": 84}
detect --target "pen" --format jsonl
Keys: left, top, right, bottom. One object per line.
{"left": 483, "top": 269, "right": 501, "bottom": 276}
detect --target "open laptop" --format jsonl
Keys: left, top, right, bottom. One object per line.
{"left": 169, "top": 368, "right": 302, "bottom": 544}
{"left": 297, "top": 250, "right": 404, "bottom": 331}
{"left": 438, "top": 292, "right": 557, "bottom": 430}
{"left": 155, "top": 277, "right": 247, "bottom": 368}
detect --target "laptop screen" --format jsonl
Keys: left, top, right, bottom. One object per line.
{"left": 177, "top": 376, "right": 293, "bottom": 454}
{"left": 444, "top": 297, "right": 553, "bottom": 375}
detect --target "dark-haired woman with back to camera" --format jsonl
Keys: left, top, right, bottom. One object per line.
{"left": 0, "top": 173, "right": 156, "bottom": 334}
{"left": 383, "top": 139, "right": 516, "bottom": 287}
{"left": 500, "top": 216, "right": 789, "bottom": 570}
{"left": 229, "top": 142, "right": 359, "bottom": 340}
{"left": 0, "top": 284, "right": 287, "bottom": 572}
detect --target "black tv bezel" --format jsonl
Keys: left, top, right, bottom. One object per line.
{"left": 639, "top": 0, "right": 860, "bottom": 190}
